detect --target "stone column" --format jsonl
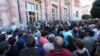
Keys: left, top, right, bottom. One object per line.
{"left": 41, "top": 0, "right": 46, "bottom": 21}
{"left": 46, "top": 0, "right": 51, "bottom": 21}
{"left": 19, "top": 0, "right": 27, "bottom": 23}
{"left": 0, "top": 0, "right": 10, "bottom": 26}
{"left": 58, "top": 0, "right": 61, "bottom": 20}
{"left": 8, "top": 0, "right": 20, "bottom": 24}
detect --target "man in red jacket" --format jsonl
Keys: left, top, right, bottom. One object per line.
{"left": 46, "top": 36, "right": 72, "bottom": 56}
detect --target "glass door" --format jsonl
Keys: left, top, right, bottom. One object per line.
{"left": 29, "top": 12, "right": 36, "bottom": 23}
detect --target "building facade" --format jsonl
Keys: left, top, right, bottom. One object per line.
{"left": 0, "top": 0, "right": 81, "bottom": 27}
{"left": 70, "top": 0, "right": 81, "bottom": 21}
{"left": 81, "top": 0, "right": 94, "bottom": 15}
{"left": 82, "top": 5, "right": 92, "bottom": 15}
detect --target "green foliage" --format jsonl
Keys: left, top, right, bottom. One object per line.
{"left": 82, "top": 14, "right": 92, "bottom": 20}
{"left": 91, "top": 0, "right": 100, "bottom": 18}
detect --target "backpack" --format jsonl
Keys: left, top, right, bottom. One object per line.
{"left": 76, "top": 51, "right": 89, "bottom": 56}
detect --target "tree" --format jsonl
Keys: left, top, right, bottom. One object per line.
{"left": 91, "top": 0, "right": 100, "bottom": 18}
{"left": 82, "top": 14, "right": 92, "bottom": 20}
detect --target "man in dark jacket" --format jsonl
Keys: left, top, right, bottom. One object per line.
{"left": 20, "top": 34, "right": 40, "bottom": 56}
{"left": 6, "top": 37, "right": 20, "bottom": 56}
{"left": 17, "top": 30, "right": 26, "bottom": 50}
{"left": 0, "top": 34, "right": 9, "bottom": 56}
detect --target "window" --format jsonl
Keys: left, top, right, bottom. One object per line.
{"left": 27, "top": 3, "right": 35, "bottom": 11}
{"left": 64, "top": 0, "right": 69, "bottom": 5}
{"left": 64, "top": 8, "right": 67, "bottom": 19}
{"left": 27, "top": 2, "right": 39, "bottom": 22}
{"left": 52, "top": 5, "right": 57, "bottom": 20}
{"left": 36, "top": 5, "right": 38, "bottom": 11}
{"left": 76, "top": 11, "right": 79, "bottom": 17}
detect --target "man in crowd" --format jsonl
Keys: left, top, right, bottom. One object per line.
{"left": 63, "top": 26, "right": 73, "bottom": 46}
{"left": 93, "top": 23, "right": 100, "bottom": 42}
{"left": 0, "top": 20, "right": 99, "bottom": 56}
{"left": 43, "top": 34, "right": 55, "bottom": 53}
{"left": 20, "top": 34, "right": 40, "bottom": 56}
{"left": 46, "top": 36, "right": 72, "bottom": 56}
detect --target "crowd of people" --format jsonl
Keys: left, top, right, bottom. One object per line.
{"left": 0, "top": 20, "right": 100, "bottom": 56}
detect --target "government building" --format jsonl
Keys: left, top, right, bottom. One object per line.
{"left": 0, "top": 0, "right": 81, "bottom": 27}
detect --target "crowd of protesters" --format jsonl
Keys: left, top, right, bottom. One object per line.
{"left": 0, "top": 20, "right": 99, "bottom": 56}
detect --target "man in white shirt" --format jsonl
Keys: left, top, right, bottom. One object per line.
{"left": 11, "top": 23, "right": 17, "bottom": 31}
{"left": 93, "top": 23, "right": 100, "bottom": 41}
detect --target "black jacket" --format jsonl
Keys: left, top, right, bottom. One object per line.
{"left": 20, "top": 47, "right": 40, "bottom": 56}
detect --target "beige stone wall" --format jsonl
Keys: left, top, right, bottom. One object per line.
{"left": 19, "top": 0, "right": 27, "bottom": 23}
{"left": 8, "top": 0, "right": 20, "bottom": 24}
{"left": 0, "top": 0, "right": 11, "bottom": 27}
{"left": 0, "top": 0, "right": 81, "bottom": 27}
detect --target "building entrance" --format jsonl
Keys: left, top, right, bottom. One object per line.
{"left": 29, "top": 12, "right": 36, "bottom": 23}
{"left": 26, "top": 2, "right": 39, "bottom": 23}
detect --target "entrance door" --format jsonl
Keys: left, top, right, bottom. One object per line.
{"left": 29, "top": 12, "right": 36, "bottom": 23}
{"left": 26, "top": 2, "right": 39, "bottom": 23}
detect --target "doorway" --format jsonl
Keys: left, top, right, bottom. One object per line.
{"left": 29, "top": 11, "right": 36, "bottom": 23}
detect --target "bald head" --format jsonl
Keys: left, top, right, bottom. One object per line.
{"left": 53, "top": 36, "right": 63, "bottom": 49}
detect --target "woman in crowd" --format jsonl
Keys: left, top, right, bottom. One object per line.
{"left": 73, "top": 38, "right": 90, "bottom": 56}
